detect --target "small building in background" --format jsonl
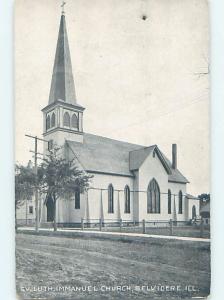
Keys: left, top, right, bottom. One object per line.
{"left": 200, "top": 202, "right": 210, "bottom": 225}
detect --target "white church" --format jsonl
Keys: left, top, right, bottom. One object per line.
{"left": 18, "top": 11, "right": 200, "bottom": 226}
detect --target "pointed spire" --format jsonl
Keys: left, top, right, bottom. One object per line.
{"left": 48, "top": 13, "right": 77, "bottom": 105}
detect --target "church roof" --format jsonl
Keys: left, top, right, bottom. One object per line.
{"left": 48, "top": 14, "right": 82, "bottom": 107}
{"left": 129, "top": 146, "right": 172, "bottom": 175}
{"left": 66, "top": 134, "right": 141, "bottom": 177}
{"left": 66, "top": 133, "right": 189, "bottom": 183}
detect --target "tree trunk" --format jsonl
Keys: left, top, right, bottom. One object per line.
{"left": 53, "top": 196, "right": 57, "bottom": 232}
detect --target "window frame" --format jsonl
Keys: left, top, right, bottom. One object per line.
{"left": 29, "top": 206, "right": 33, "bottom": 214}
{"left": 46, "top": 115, "right": 50, "bottom": 130}
{"left": 71, "top": 113, "right": 79, "bottom": 129}
{"left": 74, "top": 188, "right": 80, "bottom": 209}
{"left": 63, "top": 111, "right": 71, "bottom": 127}
{"left": 51, "top": 112, "right": 56, "bottom": 127}
{"left": 178, "top": 190, "right": 183, "bottom": 214}
{"left": 124, "top": 185, "right": 131, "bottom": 214}
{"left": 108, "top": 184, "right": 114, "bottom": 214}
{"left": 168, "top": 189, "right": 172, "bottom": 214}
{"left": 147, "top": 178, "right": 160, "bottom": 214}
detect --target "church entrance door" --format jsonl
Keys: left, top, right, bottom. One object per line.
{"left": 46, "top": 196, "right": 54, "bottom": 222}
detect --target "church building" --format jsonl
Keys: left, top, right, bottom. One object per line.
{"left": 39, "top": 11, "right": 199, "bottom": 226}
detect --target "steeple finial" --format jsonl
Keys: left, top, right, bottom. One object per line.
{"left": 61, "top": 1, "right": 66, "bottom": 15}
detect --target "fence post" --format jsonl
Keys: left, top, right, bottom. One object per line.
{"left": 142, "top": 219, "right": 146, "bottom": 234}
{"left": 169, "top": 219, "right": 173, "bottom": 236}
{"left": 200, "top": 218, "right": 204, "bottom": 238}
{"left": 99, "top": 218, "right": 102, "bottom": 231}
{"left": 119, "top": 219, "right": 122, "bottom": 232}
{"left": 81, "top": 218, "right": 84, "bottom": 230}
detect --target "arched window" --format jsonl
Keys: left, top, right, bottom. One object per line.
{"left": 46, "top": 115, "right": 50, "bottom": 130}
{"left": 71, "top": 113, "right": 79, "bottom": 129}
{"left": 168, "top": 189, "right": 172, "bottom": 214}
{"left": 51, "top": 112, "right": 56, "bottom": 127}
{"left": 192, "top": 205, "right": 196, "bottom": 219}
{"left": 108, "top": 184, "right": 114, "bottom": 213}
{"left": 63, "top": 112, "right": 70, "bottom": 127}
{"left": 124, "top": 185, "right": 130, "bottom": 213}
{"left": 75, "top": 188, "right": 80, "bottom": 209}
{"left": 147, "top": 178, "right": 160, "bottom": 213}
{"left": 178, "top": 190, "right": 183, "bottom": 214}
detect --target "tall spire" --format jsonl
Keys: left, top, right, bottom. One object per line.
{"left": 48, "top": 11, "right": 77, "bottom": 105}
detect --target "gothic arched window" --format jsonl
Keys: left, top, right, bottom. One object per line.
{"left": 46, "top": 115, "right": 50, "bottom": 130}
{"left": 63, "top": 112, "right": 70, "bottom": 127}
{"left": 147, "top": 178, "right": 160, "bottom": 213}
{"left": 178, "top": 190, "right": 183, "bottom": 214}
{"left": 124, "top": 185, "right": 130, "bottom": 213}
{"left": 108, "top": 184, "right": 114, "bottom": 213}
{"left": 51, "top": 112, "right": 56, "bottom": 127}
{"left": 71, "top": 113, "right": 78, "bottom": 129}
{"left": 168, "top": 189, "right": 172, "bottom": 214}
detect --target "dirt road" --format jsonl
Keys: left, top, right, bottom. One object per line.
{"left": 16, "top": 233, "right": 210, "bottom": 299}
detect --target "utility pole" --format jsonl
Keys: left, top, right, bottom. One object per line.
{"left": 25, "top": 134, "right": 48, "bottom": 232}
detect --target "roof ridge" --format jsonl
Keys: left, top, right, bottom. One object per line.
{"left": 129, "top": 145, "right": 157, "bottom": 154}
{"left": 83, "top": 132, "right": 148, "bottom": 148}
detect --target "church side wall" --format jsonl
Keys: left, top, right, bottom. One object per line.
{"left": 138, "top": 151, "right": 169, "bottom": 221}
{"left": 133, "top": 171, "right": 139, "bottom": 222}
{"left": 86, "top": 173, "right": 134, "bottom": 222}
{"left": 137, "top": 152, "right": 188, "bottom": 222}
{"left": 168, "top": 182, "right": 187, "bottom": 221}
{"left": 42, "top": 172, "right": 135, "bottom": 224}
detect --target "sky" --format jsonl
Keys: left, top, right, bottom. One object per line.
{"left": 15, "top": 0, "right": 209, "bottom": 196}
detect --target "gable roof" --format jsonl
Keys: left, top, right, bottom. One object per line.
{"left": 66, "top": 133, "right": 142, "bottom": 177}
{"left": 129, "top": 146, "right": 155, "bottom": 171}
{"left": 186, "top": 193, "right": 199, "bottom": 200}
{"left": 164, "top": 156, "right": 189, "bottom": 184}
{"left": 129, "top": 145, "right": 172, "bottom": 175}
{"left": 66, "top": 133, "right": 189, "bottom": 183}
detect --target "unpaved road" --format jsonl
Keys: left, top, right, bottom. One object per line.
{"left": 16, "top": 233, "right": 210, "bottom": 299}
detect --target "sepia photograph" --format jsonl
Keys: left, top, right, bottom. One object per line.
{"left": 15, "top": 0, "right": 210, "bottom": 299}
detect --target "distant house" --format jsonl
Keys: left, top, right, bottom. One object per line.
{"left": 200, "top": 202, "right": 210, "bottom": 224}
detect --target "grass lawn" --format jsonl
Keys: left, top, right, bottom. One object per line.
{"left": 88, "top": 225, "right": 210, "bottom": 239}
{"left": 16, "top": 233, "right": 210, "bottom": 300}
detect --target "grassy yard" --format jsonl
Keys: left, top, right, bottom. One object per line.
{"left": 16, "top": 233, "right": 210, "bottom": 300}
{"left": 86, "top": 225, "right": 210, "bottom": 239}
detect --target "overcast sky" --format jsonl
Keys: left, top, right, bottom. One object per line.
{"left": 15, "top": 0, "right": 209, "bottom": 196}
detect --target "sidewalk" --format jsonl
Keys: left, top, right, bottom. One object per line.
{"left": 17, "top": 226, "right": 210, "bottom": 243}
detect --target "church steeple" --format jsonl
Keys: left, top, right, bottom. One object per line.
{"left": 42, "top": 7, "right": 85, "bottom": 147}
{"left": 49, "top": 13, "right": 77, "bottom": 105}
